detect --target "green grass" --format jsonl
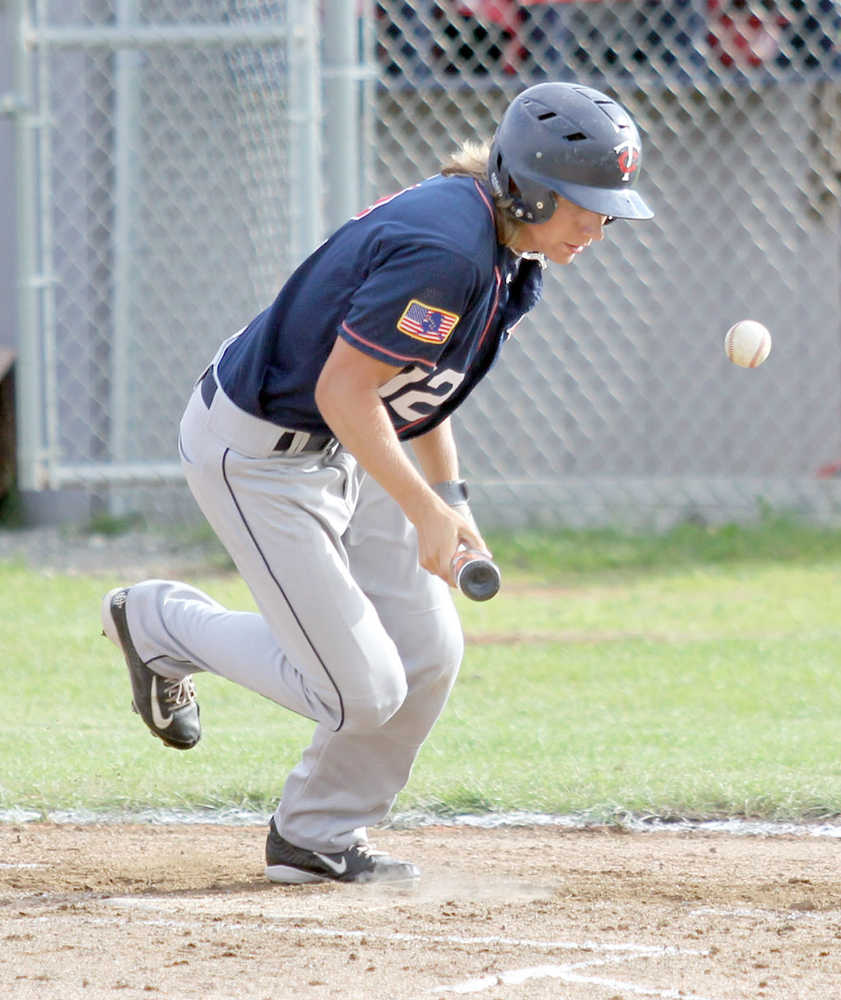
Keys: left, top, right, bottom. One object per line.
{"left": 3, "top": 516, "right": 841, "bottom": 822}
{"left": 484, "top": 511, "right": 841, "bottom": 578}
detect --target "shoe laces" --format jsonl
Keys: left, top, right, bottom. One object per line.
{"left": 349, "top": 842, "right": 385, "bottom": 861}
{"left": 163, "top": 676, "right": 196, "bottom": 709}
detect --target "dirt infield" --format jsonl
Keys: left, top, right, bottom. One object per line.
{"left": 2, "top": 823, "right": 840, "bottom": 1000}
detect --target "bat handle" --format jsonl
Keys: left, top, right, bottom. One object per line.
{"left": 451, "top": 548, "right": 501, "bottom": 602}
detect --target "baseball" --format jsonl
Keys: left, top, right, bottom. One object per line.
{"left": 724, "top": 320, "right": 772, "bottom": 368}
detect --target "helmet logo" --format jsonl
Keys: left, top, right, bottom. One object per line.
{"left": 614, "top": 140, "right": 640, "bottom": 181}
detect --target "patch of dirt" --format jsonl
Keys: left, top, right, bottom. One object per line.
{"left": 2, "top": 823, "right": 839, "bottom": 999}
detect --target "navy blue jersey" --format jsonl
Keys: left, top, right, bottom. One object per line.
{"left": 216, "top": 174, "right": 543, "bottom": 440}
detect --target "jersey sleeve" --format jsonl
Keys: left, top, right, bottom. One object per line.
{"left": 339, "top": 242, "right": 481, "bottom": 370}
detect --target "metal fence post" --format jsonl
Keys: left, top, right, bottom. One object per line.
{"left": 11, "top": 0, "right": 45, "bottom": 490}
{"left": 357, "top": 0, "right": 376, "bottom": 209}
{"left": 323, "top": 0, "right": 360, "bottom": 233}
{"left": 286, "top": 0, "right": 322, "bottom": 259}
{"left": 110, "top": 0, "right": 142, "bottom": 489}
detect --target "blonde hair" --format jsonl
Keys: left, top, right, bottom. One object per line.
{"left": 441, "top": 140, "right": 521, "bottom": 248}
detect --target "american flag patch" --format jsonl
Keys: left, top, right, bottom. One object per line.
{"left": 396, "top": 299, "right": 460, "bottom": 344}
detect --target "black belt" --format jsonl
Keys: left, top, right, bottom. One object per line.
{"left": 199, "top": 368, "right": 335, "bottom": 454}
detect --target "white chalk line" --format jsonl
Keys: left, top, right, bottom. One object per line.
{"left": 429, "top": 953, "right": 650, "bottom": 994}
{"left": 11, "top": 900, "right": 727, "bottom": 1000}
{"left": 5, "top": 806, "right": 841, "bottom": 839}
{"left": 100, "top": 894, "right": 708, "bottom": 957}
{"left": 429, "top": 953, "right": 724, "bottom": 1000}
{"left": 26, "top": 896, "right": 709, "bottom": 960}
{"left": 72, "top": 913, "right": 724, "bottom": 1000}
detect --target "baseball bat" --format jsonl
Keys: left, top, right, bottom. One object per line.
{"left": 451, "top": 548, "right": 501, "bottom": 602}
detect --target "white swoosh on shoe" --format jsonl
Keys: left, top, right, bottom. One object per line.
{"left": 150, "top": 677, "right": 174, "bottom": 730}
{"left": 312, "top": 852, "right": 347, "bottom": 875}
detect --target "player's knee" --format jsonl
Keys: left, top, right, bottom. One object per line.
{"left": 434, "top": 624, "right": 464, "bottom": 683}
{"left": 413, "top": 609, "right": 464, "bottom": 689}
{"left": 412, "top": 626, "right": 463, "bottom": 727}
{"left": 340, "top": 671, "right": 408, "bottom": 732}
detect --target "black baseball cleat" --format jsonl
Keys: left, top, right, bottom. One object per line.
{"left": 265, "top": 817, "right": 420, "bottom": 885}
{"left": 101, "top": 587, "right": 201, "bottom": 750}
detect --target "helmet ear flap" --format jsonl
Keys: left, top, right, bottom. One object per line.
{"left": 508, "top": 177, "right": 531, "bottom": 222}
{"left": 488, "top": 138, "right": 556, "bottom": 224}
{"left": 508, "top": 179, "right": 556, "bottom": 223}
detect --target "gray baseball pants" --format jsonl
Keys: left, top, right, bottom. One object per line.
{"left": 122, "top": 364, "right": 464, "bottom": 853}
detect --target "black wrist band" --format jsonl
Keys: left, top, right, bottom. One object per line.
{"left": 432, "top": 479, "right": 469, "bottom": 506}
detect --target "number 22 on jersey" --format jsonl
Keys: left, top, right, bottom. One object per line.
{"left": 378, "top": 366, "right": 465, "bottom": 423}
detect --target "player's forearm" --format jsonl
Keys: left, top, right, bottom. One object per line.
{"left": 316, "top": 338, "right": 486, "bottom": 580}
{"left": 315, "top": 362, "right": 445, "bottom": 526}
{"left": 410, "top": 418, "right": 460, "bottom": 486}
{"left": 410, "top": 417, "right": 481, "bottom": 536}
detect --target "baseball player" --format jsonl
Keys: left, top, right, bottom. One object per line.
{"left": 101, "top": 83, "right": 652, "bottom": 884}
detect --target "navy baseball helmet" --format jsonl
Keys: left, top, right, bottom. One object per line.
{"left": 488, "top": 82, "right": 654, "bottom": 223}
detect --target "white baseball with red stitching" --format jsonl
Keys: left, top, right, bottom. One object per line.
{"left": 724, "top": 320, "right": 772, "bottom": 368}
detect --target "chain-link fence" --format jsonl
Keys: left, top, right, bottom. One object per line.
{"left": 8, "top": 0, "right": 841, "bottom": 527}
{"left": 11, "top": 0, "right": 321, "bottom": 516}
{"left": 375, "top": 0, "right": 841, "bottom": 525}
